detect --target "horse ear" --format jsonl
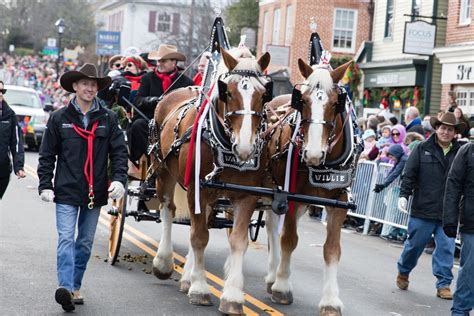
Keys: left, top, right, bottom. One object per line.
{"left": 298, "top": 58, "right": 313, "bottom": 79}
{"left": 331, "top": 60, "right": 353, "bottom": 84}
{"left": 220, "top": 48, "right": 238, "bottom": 71}
{"left": 257, "top": 52, "right": 271, "bottom": 72}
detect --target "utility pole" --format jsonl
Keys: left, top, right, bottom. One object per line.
{"left": 186, "top": 0, "right": 195, "bottom": 66}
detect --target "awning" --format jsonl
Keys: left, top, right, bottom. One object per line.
{"left": 358, "top": 59, "right": 427, "bottom": 88}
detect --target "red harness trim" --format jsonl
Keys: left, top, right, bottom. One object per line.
{"left": 183, "top": 82, "right": 216, "bottom": 188}
{"left": 288, "top": 140, "right": 300, "bottom": 217}
{"left": 72, "top": 121, "right": 99, "bottom": 208}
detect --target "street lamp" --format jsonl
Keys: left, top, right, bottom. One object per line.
{"left": 55, "top": 18, "right": 65, "bottom": 77}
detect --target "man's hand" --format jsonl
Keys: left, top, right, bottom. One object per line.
{"left": 398, "top": 197, "right": 408, "bottom": 214}
{"left": 108, "top": 181, "right": 125, "bottom": 200}
{"left": 40, "top": 189, "right": 54, "bottom": 202}
{"left": 443, "top": 226, "right": 458, "bottom": 238}
{"left": 373, "top": 184, "right": 385, "bottom": 193}
{"left": 16, "top": 170, "right": 26, "bottom": 179}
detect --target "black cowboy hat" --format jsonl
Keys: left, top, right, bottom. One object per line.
{"left": 60, "top": 63, "right": 112, "bottom": 93}
{"left": 430, "top": 111, "right": 466, "bottom": 134}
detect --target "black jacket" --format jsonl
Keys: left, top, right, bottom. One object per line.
{"left": 0, "top": 101, "right": 24, "bottom": 177}
{"left": 443, "top": 143, "right": 474, "bottom": 234}
{"left": 134, "top": 70, "right": 194, "bottom": 119}
{"left": 399, "top": 134, "right": 461, "bottom": 221}
{"left": 382, "top": 144, "right": 408, "bottom": 188}
{"left": 37, "top": 100, "right": 128, "bottom": 207}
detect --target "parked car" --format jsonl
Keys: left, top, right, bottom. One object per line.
{"left": 4, "top": 85, "right": 50, "bottom": 150}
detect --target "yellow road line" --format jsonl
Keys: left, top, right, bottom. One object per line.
{"left": 98, "top": 216, "right": 259, "bottom": 316}
{"left": 25, "top": 164, "right": 282, "bottom": 315}
{"left": 117, "top": 218, "right": 283, "bottom": 315}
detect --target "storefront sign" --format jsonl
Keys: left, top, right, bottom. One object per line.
{"left": 364, "top": 68, "right": 422, "bottom": 88}
{"left": 441, "top": 63, "right": 474, "bottom": 84}
{"left": 403, "top": 21, "right": 436, "bottom": 56}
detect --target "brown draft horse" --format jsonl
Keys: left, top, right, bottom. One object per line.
{"left": 151, "top": 47, "right": 271, "bottom": 314}
{"left": 264, "top": 58, "right": 353, "bottom": 316}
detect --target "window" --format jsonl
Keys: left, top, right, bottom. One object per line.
{"left": 284, "top": 5, "right": 293, "bottom": 46}
{"left": 262, "top": 11, "right": 269, "bottom": 52}
{"left": 412, "top": 0, "right": 421, "bottom": 16}
{"left": 460, "top": 0, "right": 472, "bottom": 25}
{"left": 108, "top": 11, "right": 123, "bottom": 32}
{"left": 332, "top": 8, "right": 357, "bottom": 52}
{"left": 385, "top": 0, "right": 394, "bottom": 38}
{"left": 455, "top": 87, "right": 474, "bottom": 116}
{"left": 272, "top": 9, "right": 281, "bottom": 45}
{"left": 157, "top": 12, "right": 171, "bottom": 33}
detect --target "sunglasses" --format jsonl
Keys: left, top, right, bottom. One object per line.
{"left": 0, "top": 89, "right": 6, "bottom": 94}
{"left": 157, "top": 59, "right": 170, "bottom": 63}
{"left": 126, "top": 63, "right": 135, "bottom": 68}
{"left": 392, "top": 132, "right": 400, "bottom": 136}
{"left": 113, "top": 63, "right": 122, "bottom": 68}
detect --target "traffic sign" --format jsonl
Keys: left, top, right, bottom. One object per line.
{"left": 42, "top": 46, "right": 59, "bottom": 56}
{"left": 96, "top": 31, "right": 121, "bottom": 56}
{"left": 47, "top": 38, "right": 57, "bottom": 48}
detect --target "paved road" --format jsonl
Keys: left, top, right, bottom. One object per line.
{"left": 0, "top": 152, "right": 456, "bottom": 315}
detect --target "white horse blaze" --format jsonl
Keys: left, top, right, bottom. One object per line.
{"left": 305, "top": 91, "right": 326, "bottom": 161}
{"left": 236, "top": 78, "right": 255, "bottom": 158}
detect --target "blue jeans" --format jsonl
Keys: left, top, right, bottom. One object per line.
{"left": 397, "top": 216, "right": 455, "bottom": 289}
{"left": 56, "top": 203, "right": 101, "bottom": 292}
{"left": 452, "top": 233, "right": 474, "bottom": 316}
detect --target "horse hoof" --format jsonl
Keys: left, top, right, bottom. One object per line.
{"left": 266, "top": 283, "right": 273, "bottom": 294}
{"left": 152, "top": 266, "right": 173, "bottom": 280}
{"left": 179, "top": 280, "right": 191, "bottom": 293}
{"left": 218, "top": 299, "right": 244, "bottom": 315}
{"left": 320, "top": 306, "right": 342, "bottom": 316}
{"left": 188, "top": 293, "right": 213, "bottom": 306}
{"left": 271, "top": 290, "right": 293, "bottom": 305}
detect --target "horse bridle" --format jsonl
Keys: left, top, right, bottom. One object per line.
{"left": 291, "top": 83, "right": 347, "bottom": 157}
{"left": 217, "top": 69, "right": 273, "bottom": 146}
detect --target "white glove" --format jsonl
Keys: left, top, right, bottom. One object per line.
{"left": 40, "top": 189, "right": 55, "bottom": 202}
{"left": 398, "top": 197, "right": 408, "bottom": 214}
{"left": 108, "top": 181, "right": 125, "bottom": 200}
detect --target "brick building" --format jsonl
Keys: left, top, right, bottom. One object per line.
{"left": 433, "top": 0, "right": 473, "bottom": 116}
{"left": 257, "top": 0, "right": 371, "bottom": 84}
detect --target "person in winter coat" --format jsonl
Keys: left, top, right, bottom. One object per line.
{"left": 404, "top": 107, "right": 424, "bottom": 135}
{"left": 128, "top": 44, "right": 194, "bottom": 162}
{"left": 37, "top": 64, "right": 128, "bottom": 311}
{"left": 395, "top": 111, "right": 466, "bottom": 300}
{"left": 379, "top": 124, "right": 409, "bottom": 162}
{"left": 121, "top": 55, "right": 147, "bottom": 93}
{"left": 443, "top": 142, "right": 474, "bottom": 316}
{"left": 0, "top": 80, "right": 25, "bottom": 199}
{"left": 192, "top": 52, "right": 211, "bottom": 86}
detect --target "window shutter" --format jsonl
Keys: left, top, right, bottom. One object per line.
{"left": 172, "top": 13, "right": 180, "bottom": 35}
{"left": 149, "top": 11, "right": 157, "bottom": 32}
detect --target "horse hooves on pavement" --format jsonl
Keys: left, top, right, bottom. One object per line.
{"left": 152, "top": 266, "right": 173, "bottom": 280}
{"left": 320, "top": 306, "right": 342, "bottom": 316}
{"left": 179, "top": 280, "right": 191, "bottom": 293}
{"left": 271, "top": 290, "right": 293, "bottom": 305}
{"left": 188, "top": 293, "right": 213, "bottom": 306}
{"left": 218, "top": 299, "right": 244, "bottom": 315}
{"left": 266, "top": 282, "right": 274, "bottom": 294}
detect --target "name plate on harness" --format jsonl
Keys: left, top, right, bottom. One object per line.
{"left": 216, "top": 147, "right": 260, "bottom": 171}
{"left": 308, "top": 168, "right": 353, "bottom": 190}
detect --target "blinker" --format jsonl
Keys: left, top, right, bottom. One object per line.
{"left": 291, "top": 86, "right": 303, "bottom": 112}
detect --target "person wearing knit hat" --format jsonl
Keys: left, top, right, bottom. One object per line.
{"left": 121, "top": 55, "right": 148, "bottom": 91}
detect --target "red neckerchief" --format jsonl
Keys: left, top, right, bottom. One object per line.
{"left": 123, "top": 74, "right": 142, "bottom": 91}
{"left": 155, "top": 69, "right": 178, "bottom": 92}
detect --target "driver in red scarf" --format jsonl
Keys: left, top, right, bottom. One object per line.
{"left": 129, "top": 44, "right": 193, "bottom": 162}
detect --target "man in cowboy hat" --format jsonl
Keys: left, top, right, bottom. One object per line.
{"left": 396, "top": 111, "right": 466, "bottom": 300}
{"left": 37, "top": 63, "right": 128, "bottom": 311}
{"left": 129, "top": 44, "right": 194, "bottom": 162}
{"left": 443, "top": 140, "right": 474, "bottom": 315}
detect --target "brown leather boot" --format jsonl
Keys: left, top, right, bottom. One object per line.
{"left": 396, "top": 273, "right": 409, "bottom": 290}
{"left": 436, "top": 287, "right": 453, "bottom": 300}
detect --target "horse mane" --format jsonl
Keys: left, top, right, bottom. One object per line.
{"left": 211, "top": 47, "right": 268, "bottom": 101}
{"left": 302, "top": 65, "right": 334, "bottom": 96}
